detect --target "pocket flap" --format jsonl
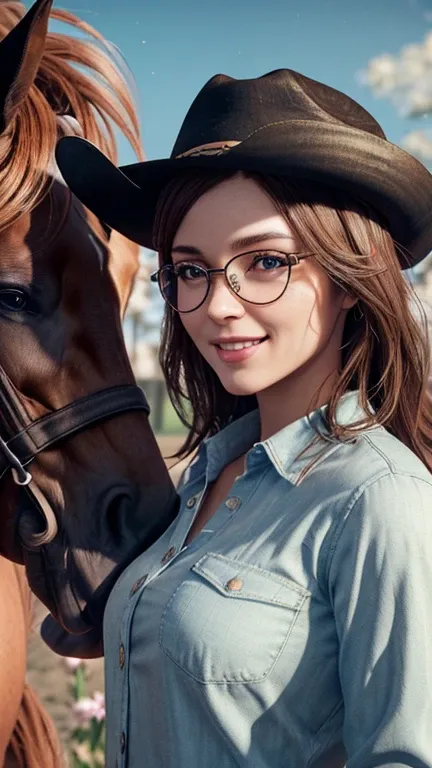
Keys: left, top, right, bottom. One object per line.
{"left": 192, "top": 553, "right": 310, "bottom": 610}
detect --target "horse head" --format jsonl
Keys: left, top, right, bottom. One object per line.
{"left": 0, "top": 0, "right": 178, "bottom": 647}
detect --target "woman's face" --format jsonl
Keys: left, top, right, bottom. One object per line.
{"left": 171, "top": 174, "right": 356, "bottom": 400}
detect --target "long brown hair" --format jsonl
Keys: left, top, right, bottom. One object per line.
{"left": 154, "top": 169, "right": 432, "bottom": 469}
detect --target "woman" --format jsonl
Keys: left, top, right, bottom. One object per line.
{"left": 56, "top": 69, "right": 432, "bottom": 767}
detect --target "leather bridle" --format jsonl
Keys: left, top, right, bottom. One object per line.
{"left": 0, "top": 158, "right": 150, "bottom": 551}
{"left": 0, "top": 363, "right": 149, "bottom": 550}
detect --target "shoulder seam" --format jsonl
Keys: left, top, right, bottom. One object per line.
{"left": 362, "top": 432, "right": 396, "bottom": 471}
{"left": 324, "top": 470, "right": 432, "bottom": 584}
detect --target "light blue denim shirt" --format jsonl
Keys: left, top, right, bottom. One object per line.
{"left": 103, "top": 390, "right": 432, "bottom": 768}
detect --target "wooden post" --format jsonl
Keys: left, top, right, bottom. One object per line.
{"left": 137, "top": 378, "right": 165, "bottom": 433}
{"left": 152, "top": 379, "right": 165, "bottom": 433}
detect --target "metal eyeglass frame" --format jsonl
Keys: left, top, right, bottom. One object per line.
{"left": 150, "top": 251, "right": 312, "bottom": 313}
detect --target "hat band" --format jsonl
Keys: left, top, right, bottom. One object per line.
{"left": 175, "top": 140, "right": 241, "bottom": 159}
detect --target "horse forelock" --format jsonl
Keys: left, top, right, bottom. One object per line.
{"left": 0, "top": 1, "right": 144, "bottom": 235}
{"left": 46, "top": 115, "right": 84, "bottom": 186}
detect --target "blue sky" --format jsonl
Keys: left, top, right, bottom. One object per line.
{"left": 37, "top": 0, "right": 432, "bottom": 165}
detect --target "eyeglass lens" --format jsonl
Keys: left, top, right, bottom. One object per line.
{"left": 159, "top": 252, "right": 292, "bottom": 312}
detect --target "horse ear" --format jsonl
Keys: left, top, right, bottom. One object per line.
{"left": 0, "top": 0, "right": 53, "bottom": 134}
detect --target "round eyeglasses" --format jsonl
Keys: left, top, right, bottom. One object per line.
{"left": 150, "top": 250, "right": 311, "bottom": 313}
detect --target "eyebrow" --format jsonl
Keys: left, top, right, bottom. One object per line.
{"left": 171, "top": 231, "right": 295, "bottom": 256}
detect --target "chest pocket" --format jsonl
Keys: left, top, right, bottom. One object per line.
{"left": 159, "top": 552, "right": 310, "bottom": 684}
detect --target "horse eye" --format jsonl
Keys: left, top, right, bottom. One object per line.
{"left": 0, "top": 289, "right": 28, "bottom": 312}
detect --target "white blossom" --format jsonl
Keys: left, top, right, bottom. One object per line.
{"left": 64, "top": 656, "right": 83, "bottom": 671}
{"left": 73, "top": 692, "right": 106, "bottom": 725}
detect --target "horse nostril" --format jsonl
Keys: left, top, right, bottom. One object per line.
{"left": 18, "top": 490, "right": 59, "bottom": 550}
{"left": 104, "top": 493, "right": 131, "bottom": 541}
{"left": 20, "top": 507, "right": 46, "bottom": 538}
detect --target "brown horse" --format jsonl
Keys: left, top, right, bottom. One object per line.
{"left": 0, "top": 0, "right": 178, "bottom": 763}
{"left": 1, "top": 561, "right": 64, "bottom": 766}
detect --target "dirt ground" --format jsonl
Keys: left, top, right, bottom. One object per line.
{"left": 26, "top": 435, "right": 187, "bottom": 753}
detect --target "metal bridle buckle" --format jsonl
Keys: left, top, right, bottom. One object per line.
{"left": 0, "top": 435, "right": 33, "bottom": 486}
{"left": 11, "top": 467, "right": 33, "bottom": 486}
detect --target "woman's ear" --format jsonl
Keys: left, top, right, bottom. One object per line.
{"left": 342, "top": 294, "right": 359, "bottom": 311}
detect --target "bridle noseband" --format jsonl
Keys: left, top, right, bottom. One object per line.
{"left": 0, "top": 365, "right": 150, "bottom": 550}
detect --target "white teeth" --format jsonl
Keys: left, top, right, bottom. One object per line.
{"left": 218, "top": 339, "right": 262, "bottom": 350}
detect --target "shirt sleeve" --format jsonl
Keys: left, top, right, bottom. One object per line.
{"left": 327, "top": 471, "right": 432, "bottom": 767}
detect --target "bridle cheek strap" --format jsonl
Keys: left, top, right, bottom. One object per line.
{"left": 0, "top": 384, "right": 150, "bottom": 548}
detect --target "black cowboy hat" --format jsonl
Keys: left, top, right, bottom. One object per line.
{"left": 55, "top": 68, "right": 432, "bottom": 268}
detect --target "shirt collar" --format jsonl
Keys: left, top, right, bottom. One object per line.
{"left": 262, "top": 388, "right": 375, "bottom": 483}
{"left": 187, "top": 389, "right": 375, "bottom": 486}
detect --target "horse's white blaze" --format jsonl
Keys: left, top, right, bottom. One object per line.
{"left": 46, "top": 115, "right": 84, "bottom": 185}
{"left": 49, "top": 115, "right": 106, "bottom": 271}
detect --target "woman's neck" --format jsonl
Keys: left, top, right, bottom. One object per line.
{"left": 257, "top": 366, "right": 341, "bottom": 441}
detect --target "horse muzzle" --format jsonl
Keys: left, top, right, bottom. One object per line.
{"left": 0, "top": 374, "right": 150, "bottom": 551}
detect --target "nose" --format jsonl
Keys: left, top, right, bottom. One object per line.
{"left": 206, "top": 275, "right": 245, "bottom": 323}
{"left": 103, "top": 486, "right": 135, "bottom": 541}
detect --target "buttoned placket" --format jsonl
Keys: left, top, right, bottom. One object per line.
{"left": 115, "top": 478, "right": 207, "bottom": 767}
{"left": 171, "top": 445, "right": 269, "bottom": 558}
{"left": 116, "top": 543, "right": 190, "bottom": 767}
{"left": 114, "top": 450, "right": 268, "bottom": 766}
{"left": 178, "top": 488, "right": 243, "bottom": 557}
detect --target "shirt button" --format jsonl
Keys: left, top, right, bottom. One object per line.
{"left": 120, "top": 732, "right": 126, "bottom": 754}
{"left": 226, "top": 577, "right": 243, "bottom": 592}
{"left": 225, "top": 496, "right": 241, "bottom": 511}
{"left": 129, "top": 574, "right": 147, "bottom": 597}
{"left": 161, "top": 545, "right": 176, "bottom": 565}
{"left": 119, "top": 643, "right": 125, "bottom": 670}
{"left": 186, "top": 495, "right": 197, "bottom": 508}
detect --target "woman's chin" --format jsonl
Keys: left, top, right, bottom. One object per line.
{"left": 219, "top": 372, "right": 268, "bottom": 397}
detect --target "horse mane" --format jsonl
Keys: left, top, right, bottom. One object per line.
{"left": 0, "top": 1, "right": 145, "bottom": 233}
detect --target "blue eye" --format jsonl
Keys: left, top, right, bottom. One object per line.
{"left": 252, "top": 254, "right": 288, "bottom": 271}
{"left": 176, "top": 264, "right": 206, "bottom": 281}
{"left": 258, "top": 256, "right": 282, "bottom": 270}
{"left": 0, "top": 289, "right": 28, "bottom": 312}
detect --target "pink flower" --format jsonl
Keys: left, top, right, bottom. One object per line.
{"left": 91, "top": 692, "right": 106, "bottom": 722}
{"left": 73, "top": 692, "right": 106, "bottom": 726}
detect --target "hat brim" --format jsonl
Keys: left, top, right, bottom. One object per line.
{"left": 55, "top": 121, "right": 432, "bottom": 268}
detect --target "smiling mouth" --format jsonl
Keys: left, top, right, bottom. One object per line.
{"left": 216, "top": 337, "right": 269, "bottom": 350}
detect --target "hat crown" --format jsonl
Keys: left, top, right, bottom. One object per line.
{"left": 171, "top": 68, "right": 385, "bottom": 158}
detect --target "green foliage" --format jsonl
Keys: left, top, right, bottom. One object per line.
{"left": 65, "top": 659, "right": 106, "bottom": 768}
{"left": 160, "top": 396, "right": 188, "bottom": 435}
